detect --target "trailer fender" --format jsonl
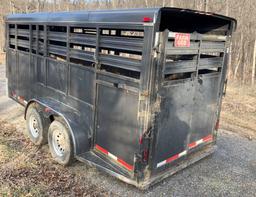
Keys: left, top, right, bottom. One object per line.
{"left": 24, "top": 98, "right": 91, "bottom": 156}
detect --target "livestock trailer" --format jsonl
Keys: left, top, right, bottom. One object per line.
{"left": 5, "top": 8, "right": 236, "bottom": 189}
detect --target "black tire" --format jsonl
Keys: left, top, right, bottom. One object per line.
{"left": 48, "top": 119, "right": 74, "bottom": 166}
{"left": 26, "top": 105, "right": 50, "bottom": 146}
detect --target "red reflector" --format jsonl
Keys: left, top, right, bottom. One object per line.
{"left": 143, "top": 149, "right": 149, "bottom": 162}
{"left": 143, "top": 17, "right": 153, "bottom": 22}
{"left": 117, "top": 158, "right": 133, "bottom": 171}
{"left": 139, "top": 136, "right": 143, "bottom": 144}
{"left": 44, "top": 107, "right": 51, "bottom": 112}
{"left": 203, "top": 135, "right": 213, "bottom": 142}
{"left": 188, "top": 142, "right": 197, "bottom": 149}
{"left": 166, "top": 154, "right": 179, "bottom": 163}
{"left": 95, "top": 144, "right": 108, "bottom": 155}
{"left": 174, "top": 33, "right": 191, "bottom": 47}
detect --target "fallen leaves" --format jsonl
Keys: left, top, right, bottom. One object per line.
{"left": 0, "top": 119, "right": 112, "bottom": 196}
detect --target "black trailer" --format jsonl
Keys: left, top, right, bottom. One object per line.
{"left": 5, "top": 7, "right": 236, "bottom": 189}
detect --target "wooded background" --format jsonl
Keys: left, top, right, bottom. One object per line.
{"left": 0, "top": 0, "right": 255, "bottom": 85}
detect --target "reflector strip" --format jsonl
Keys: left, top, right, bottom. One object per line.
{"left": 11, "top": 91, "right": 17, "bottom": 98}
{"left": 95, "top": 144, "right": 134, "bottom": 171}
{"left": 17, "top": 96, "right": 27, "bottom": 105}
{"left": 157, "top": 150, "right": 187, "bottom": 168}
{"left": 157, "top": 134, "right": 213, "bottom": 168}
{"left": 188, "top": 134, "right": 213, "bottom": 149}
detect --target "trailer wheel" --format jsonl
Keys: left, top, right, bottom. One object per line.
{"left": 26, "top": 105, "right": 50, "bottom": 145}
{"left": 48, "top": 120, "right": 74, "bottom": 166}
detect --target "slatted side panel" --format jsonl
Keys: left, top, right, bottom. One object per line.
{"left": 7, "top": 23, "right": 146, "bottom": 107}
{"left": 98, "top": 29, "right": 144, "bottom": 79}
{"left": 164, "top": 32, "right": 227, "bottom": 80}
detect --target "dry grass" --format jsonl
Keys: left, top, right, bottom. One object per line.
{"left": 221, "top": 82, "right": 256, "bottom": 140}
{"left": 0, "top": 119, "right": 113, "bottom": 196}
{"left": 0, "top": 52, "right": 5, "bottom": 65}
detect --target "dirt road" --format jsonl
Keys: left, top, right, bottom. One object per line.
{"left": 0, "top": 64, "right": 256, "bottom": 196}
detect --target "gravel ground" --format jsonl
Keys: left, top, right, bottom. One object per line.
{"left": 0, "top": 64, "right": 256, "bottom": 196}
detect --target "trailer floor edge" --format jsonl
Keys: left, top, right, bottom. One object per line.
{"left": 75, "top": 145, "right": 216, "bottom": 190}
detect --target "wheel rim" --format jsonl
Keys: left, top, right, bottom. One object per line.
{"left": 52, "top": 128, "right": 66, "bottom": 157}
{"left": 29, "top": 115, "right": 40, "bottom": 138}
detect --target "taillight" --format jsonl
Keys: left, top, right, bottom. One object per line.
{"left": 143, "top": 17, "right": 153, "bottom": 22}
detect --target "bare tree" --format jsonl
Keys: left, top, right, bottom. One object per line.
{"left": 0, "top": 0, "right": 255, "bottom": 85}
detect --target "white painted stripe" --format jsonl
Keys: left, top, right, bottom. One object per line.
{"left": 24, "top": 100, "right": 28, "bottom": 104}
{"left": 178, "top": 150, "right": 187, "bottom": 157}
{"left": 108, "top": 152, "right": 118, "bottom": 161}
{"left": 196, "top": 139, "right": 204, "bottom": 145}
{"left": 157, "top": 160, "right": 167, "bottom": 168}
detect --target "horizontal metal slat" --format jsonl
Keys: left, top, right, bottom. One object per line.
{"left": 17, "top": 29, "right": 29, "bottom": 37}
{"left": 69, "top": 33, "right": 96, "bottom": 46}
{"left": 165, "top": 57, "right": 223, "bottom": 74}
{"left": 99, "top": 54, "right": 141, "bottom": 72}
{"left": 15, "top": 39, "right": 29, "bottom": 48}
{"left": 9, "top": 29, "right": 15, "bottom": 36}
{"left": 100, "top": 36, "right": 143, "bottom": 52}
{"left": 165, "top": 60, "right": 197, "bottom": 74}
{"left": 166, "top": 41, "right": 199, "bottom": 55}
{"left": 48, "top": 45, "right": 67, "bottom": 56}
{"left": 201, "top": 41, "right": 225, "bottom": 53}
{"left": 48, "top": 32, "right": 67, "bottom": 42}
{"left": 31, "top": 31, "right": 45, "bottom": 39}
{"left": 201, "top": 41, "right": 225, "bottom": 49}
{"left": 199, "top": 57, "right": 223, "bottom": 69}
{"left": 10, "top": 38, "right": 15, "bottom": 45}
{"left": 69, "top": 49, "right": 94, "bottom": 61}
{"left": 168, "top": 32, "right": 227, "bottom": 42}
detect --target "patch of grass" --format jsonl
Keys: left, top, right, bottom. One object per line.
{"left": 0, "top": 144, "right": 18, "bottom": 164}
{"left": 221, "top": 82, "right": 256, "bottom": 139}
{"left": 0, "top": 185, "right": 44, "bottom": 197}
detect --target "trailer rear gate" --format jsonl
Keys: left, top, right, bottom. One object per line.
{"left": 5, "top": 8, "right": 236, "bottom": 189}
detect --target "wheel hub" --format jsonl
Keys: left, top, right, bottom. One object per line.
{"left": 29, "top": 115, "right": 40, "bottom": 138}
{"left": 52, "top": 129, "right": 66, "bottom": 157}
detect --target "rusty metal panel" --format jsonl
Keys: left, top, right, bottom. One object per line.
{"left": 152, "top": 80, "right": 195, "bottom": 168}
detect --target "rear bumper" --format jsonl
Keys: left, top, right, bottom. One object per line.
{"left": 76, "top": 144, "right": 216, "bottom": 190}
{"left": 138, "top": 144, "right": 216, "bottom": 189}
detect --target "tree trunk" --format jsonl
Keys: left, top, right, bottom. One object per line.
{"left": 170, "top": 0, "right": 174, "bottom": 7}
{"left": 204, "top": 0, "right": 208, "bottom": 12}
{"left": 252, "top": 39, "right": 256, "bottom": 85}
{"left": 234, "top": 33, "right": 244, "bottom": 79}
{"left": 227, "top": 42, "right": 232, "bottom": 80}
{"left": 241, "top": 42, "right": 246, "bottom": 84}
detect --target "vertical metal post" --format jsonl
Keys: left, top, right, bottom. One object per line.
{"left": 66, "top": 25, "right": 70, "bottom": 96}
{"left": 5, "top": 23, "right": 9, "bottom": 79}
{"left": 94, "top": 27, "right": 100, "bottom": 69}
{"left": 44, "top": 24, "right": 47, "bottom": 86}
{"left": 36, "top": 25, "right": 39, "bottom": 55}
{"left": 29, "top": 24, "right": 32, "bottom": 87}
{"left": 195, "top": 37, "right": 202, "bottom": 78}
{"left": 15, "top": 24, "right": 17, "bottom": 50}
{"left": 15, "top": 24, "right": 18, "bottom": 89}
{"left": 92, "top": 26, "right": 100, "bottom": 149}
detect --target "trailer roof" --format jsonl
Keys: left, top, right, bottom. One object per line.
{"left": 6, "top": 7, "right": 236, "bottom": 30}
